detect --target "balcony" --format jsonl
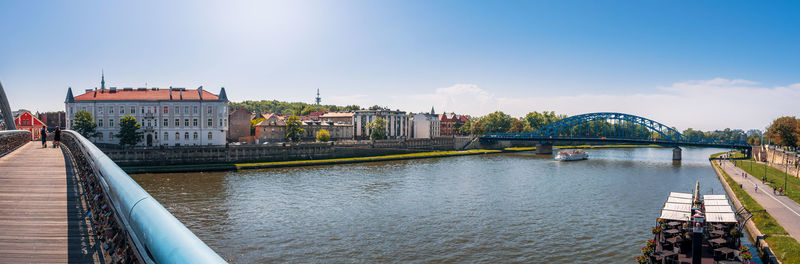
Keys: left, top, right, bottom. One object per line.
{"left": 144, "top": 112, "right": 155, "bottom": 119}
{"left": 144, "top": 126, "right": 154, "bottom": 132}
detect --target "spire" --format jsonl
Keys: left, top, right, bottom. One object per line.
{"left": 100, "top": 70, "right": 105, "bottom": 90}
{"left": 65, "top": 87, "right": 74, "bottom": 103}
{"left": 218, "top": 87, "right": 228, "bottom": 101}
{"left": 431, "top": 106, "right": 435, "bottom": 115}
{"left": 315, "top": 88, "right": 321, "bottom": 105}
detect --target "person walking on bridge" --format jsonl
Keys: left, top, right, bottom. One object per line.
{"left": 53, "top": 127, "right": 61, "bottom": 148}
{"left": 40, "top": 126, "right": 47, "bottom": 148}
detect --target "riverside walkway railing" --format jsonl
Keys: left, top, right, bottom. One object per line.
{"left": 61, "top": 130, "right": 226, "bottom": 264}
{"left": 0, "top": 130, "right": 31, "bottom": 157}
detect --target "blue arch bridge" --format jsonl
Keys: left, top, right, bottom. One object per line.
{"left": 479, "top": 112, "right": 752, "bottom": 160}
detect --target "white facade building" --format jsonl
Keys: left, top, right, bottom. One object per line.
{"left": 353, "top": 109, "right": 408, "bottom": 140}
{"left": 408, "top": 108, "right": 440, "bottom": 139}
{"left": 65, "top": 75, "right": 229, "bottom": 146}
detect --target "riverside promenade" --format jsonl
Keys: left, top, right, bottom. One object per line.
{"left": 0, "top": 142, "right": 102, "bottom": 263}
{"left": 719, "top": 159, "right": 800, "bottom": 240}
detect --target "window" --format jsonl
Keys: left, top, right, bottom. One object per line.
{"left": 109, "top": 132, "right": 114, "bottom": 140}
{"left": 98, "top": 107, "right": 103, "bottom": 114}
{"left": 207, "top": 119, "right": 212, "bottom": 127}
{"left": 109, "top": 107, "right": 114, "bottom": 114}
{"left": 193, "top": 132, "right": 198, "bottom": 140}
{"left": 184, "top": 119, "right": 189, "bottom": 127}
{"left": 219, "top": 119, "right": 223, "bottom": 127}
{"left": 224, "top": 119, "right": 227, "bottom": 127}
{"left": 98, "top": 119, "right": 103, "bottom": 127}
{"left": 208, "top": 132, "right": 212, "bottom": 140}
{"left": 147, "top": 120, "right": 152, "bottom": 127}
{"left": 130, "top": 107, "right": 135, "bottom": 114}
{"left": 175, "top": 106, "right": 180, "bottom": 114}
{"left": 163, "top": 106, "right": 168, "bottom": 114}
{"left": 163, "top": 119, "right": 168, "bottom": 127}
{"left": 109, "top": 119, "right": 114, "bottom": 127}
{"left": 164, "top": 132, "right": 169, "bottom": 140}
{"left": 69, "top": 107, "right": 73, "bottom": 115}
{"left": 207, "top": 106, "right": 212, "bottom": 114}
{"left": 82, "top": 107, "right": 86, "bottom": 112}
{"left": 193, "top": 119, "right": 198, "bottom": 127}
{"left": 193, "top": 106, "right": 198, "bottom": 114}
{"left": 184, "top": 106, "right": 189, "bottom": 114}
{"left": 184, "top": 132, "right": 189, "bottom": 140}
{"left": 120, "top": 106, "right": 124, "bottom": 114}
{"left": 175, "top": 119, "right": 180, "bottom": 127}
{"left": 141, "top": 107, "right": 144, "bottom": 114}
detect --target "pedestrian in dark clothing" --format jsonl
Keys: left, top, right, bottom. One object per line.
{"left": 53, "top": 127, "right": 61, "bottom": 148}
{"left": 40, "top": 127, "right": 47, "bottom": 148}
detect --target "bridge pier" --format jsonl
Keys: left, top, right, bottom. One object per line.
{"left": 673, "top": 147, "right": 682, "bottom": 160}
{"left": 536, "top": 143, "right": 553, "bottom": 154}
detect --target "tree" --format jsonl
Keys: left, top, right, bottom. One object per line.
{"left": 368, "top": 105, "right": 388, "bottom": 111}
{"left": 250, "top": 117, "right": 265, "bottom": 136}
{"left": 482, "top": 111, "right": 514, "bottom": 133}
{"left": 116, "top": 115, "right": 143, "bottom": 147}
{"left": 316, "top": 129, "right": 331, "bottom": 142}
{"left": 459, "top": 119, "right": 472, "bottom": 135}
{"left": 507, "top": 119, "right": 525, "bottom": 133}
{"left": 72, "top": 111, "right": 99, "bottom": 139}
{"left": 766, "top": 116, "right": 799, "bottom": 147}
{"left": 523, "top": 111, "right": 566, "bottom": 132}
{"left": 368, "top": 117, "right": 387, "bottom": 140}
{"left": 285, "top": 115, "right": 305, "bottom": 142}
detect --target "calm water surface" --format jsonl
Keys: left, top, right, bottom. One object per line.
{"left": 134, "top": 148, "right": 735, "bottom": 263}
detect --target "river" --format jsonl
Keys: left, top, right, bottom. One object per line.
{"left": 133, "top": 147, "right": 741, "bottom": 263}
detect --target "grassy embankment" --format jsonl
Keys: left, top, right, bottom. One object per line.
{"left": 236, "top": 149, "right": 502, "bottom": 169}
{"left": 711, "top": 152, "right": 800, "bottom": 263}
{"left": 732, "top": 159, "right": 800, "bottom": 206}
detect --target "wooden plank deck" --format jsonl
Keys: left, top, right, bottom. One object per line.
{"left": 0, "top": 142, "right": 104, "bottom": 263}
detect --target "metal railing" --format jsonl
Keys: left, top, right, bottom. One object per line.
{"left": 61, "top": 130, "right": 226, "bottom": 264}
{"left": 0, "top": 130, "right": 31, "bottom": 157}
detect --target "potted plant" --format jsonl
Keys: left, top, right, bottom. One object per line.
{"left": 741, "top": 251, "right": 753, "bottom": 263}
{"left": 646, "top": 239, "right": 656, "bottom": 249}
{"left": 651, "top": 226, "right": 662, "bottom": 234}
{"left": 641, "top": 246, "right": 653, "bottom": 255}
{"left": 634, "top": 255, "right": 648, "bottom": 263}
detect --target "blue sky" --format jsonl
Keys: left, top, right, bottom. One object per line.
{"left": 1, "top": 0, "right": 799, "bottom": 130}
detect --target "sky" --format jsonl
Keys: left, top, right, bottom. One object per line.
{"left": 1, "top": 0, "right": 799, "bottom": 131}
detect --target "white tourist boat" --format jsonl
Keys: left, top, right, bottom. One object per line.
{"left": 554, "top": 150, "right": 588, "bottom": 161}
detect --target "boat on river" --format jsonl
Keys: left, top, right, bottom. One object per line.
{"left": 635, "top": 182, "right": 754, "bottom": 264}
{"left": 554, "top": 150, "right": 588, "bottom": 161}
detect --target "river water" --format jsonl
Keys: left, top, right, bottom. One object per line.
{"left": 133, "top": 147, "right": 738, "bottom": 263}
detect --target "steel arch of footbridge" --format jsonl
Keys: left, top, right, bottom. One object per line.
{"left": 481, "top": 112, "right": 749, "bottom": 149}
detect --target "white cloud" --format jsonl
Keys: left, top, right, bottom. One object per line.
{"left": 366, "top": 78, "right": 800, "bottom": 131}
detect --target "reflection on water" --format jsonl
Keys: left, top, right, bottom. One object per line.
{"left": 133, "top": 147, "right": 732, "bottom": 263}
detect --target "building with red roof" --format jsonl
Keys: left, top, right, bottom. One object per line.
{"left": 14, "top": 110, "right": 46, "bottom": 140}
{"left": 65, "top": 73, "right": 229, "bottom": 146}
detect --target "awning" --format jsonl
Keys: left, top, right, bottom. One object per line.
{"left": 667, "top": 197, "right": 692, "bottom": 204}
{"left": 670, "top": 192, "right": 693, "bottom": 199}
{"left": 660, "top": 210, "right": 691, "bottom": 221}
{"left": 706, "top": 212, "right": 737, "bottom": 223}
{"left": 705, "top": 206, "right": 734, "bottom": 213}
{"left": 704, "top": 199, "right": 729, "bottom": 206}
{"left": 703, "top": 194, "right": 728, "bottom": 200}
{"left": 663, "top": 202, "right": 691, "bottom": 212}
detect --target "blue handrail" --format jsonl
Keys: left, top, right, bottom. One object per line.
{"left": 63, "top": 130, "right": 226, "bottom": 264}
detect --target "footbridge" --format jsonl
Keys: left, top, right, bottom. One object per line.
{"left": 0, "top": 130, "right": 226, "bottom": 263}
{"left": 480, "top": 112, "right": 751, "bottom": 159}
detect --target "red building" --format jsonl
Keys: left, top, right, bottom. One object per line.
{"left": 14, "top": 111, "right": 46, "bottom": 140}
{"left": 439, "top": 112, "right": 468, "bottom": 136}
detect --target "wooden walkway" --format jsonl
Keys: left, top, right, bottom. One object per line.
{"left": 0, "top": 142, "right": 103, "bottom": 263}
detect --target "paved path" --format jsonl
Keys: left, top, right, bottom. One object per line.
{"left": 0, "top": 142, "right": 103, "bottom": 263}
{"left": 718, "top": 159, "right": 800, "bottom": 240}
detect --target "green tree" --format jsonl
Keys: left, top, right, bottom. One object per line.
{"left": 316, "top": 129, "right": 331, "bottom": 142}
{"left": 482, "top": 111, "right": 514, "bottom": 133}
{"left": 250, "top": 117, "right": 265, "bottom": 136}
{"left": 459, "top": 119, "right": 472, "bottom": 135}
{"left": 285, "top": 115, "right": 305, "bottom": 142}
{"left": 72, "top": 111, "right": 99, "bottom": 139}
{"left": 116, "top": 115, "right": 143, "bottom": 147}
{"left": 507, "top": 119, "right": 525, "bottom": 133}
{"left": 368, "top": 105, "right": 388, "bottom": 111}
{"left": 523, "top": 111, "right": 566, "bottom": 132}
{"left": 767, "top": 116, "right": 799, "bottom": 147}
{"left": 369, "top": 117, "right": 387, "bottom": 140}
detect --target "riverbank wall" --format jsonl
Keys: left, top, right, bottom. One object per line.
{"left": 710, "top": 158, "right": 781, "bottom": 264}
